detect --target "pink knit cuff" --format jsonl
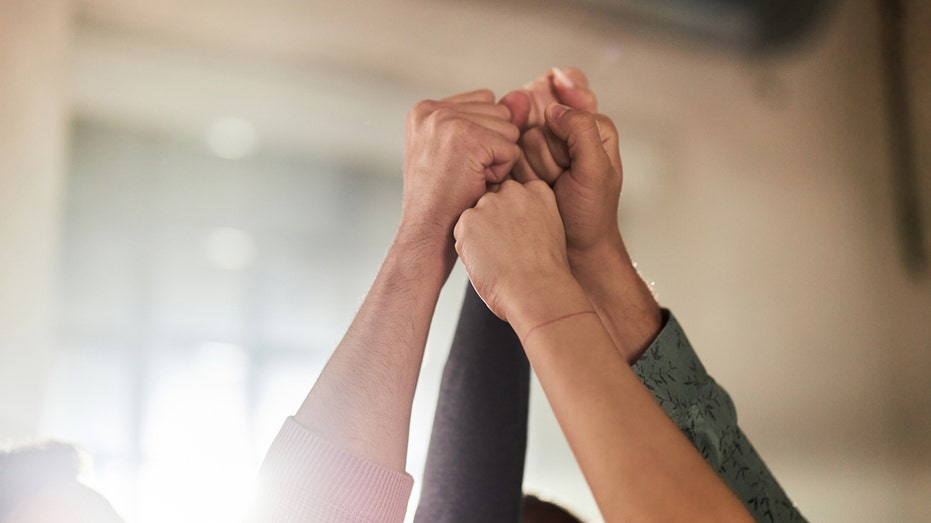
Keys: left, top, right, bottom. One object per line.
{"left": 256, "top": 417, "right": 413, "bottom": 522}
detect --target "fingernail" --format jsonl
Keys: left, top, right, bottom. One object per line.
{"left": 547, "top": 103, "right": 568, "bottom": 120}
{"left": 552, "top": 67, "right": 575, "bottom": 89}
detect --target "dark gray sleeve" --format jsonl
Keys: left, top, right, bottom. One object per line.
{"left": 413, "top": 283, "right": 530, "bottom": 523}
{"left": 632, "top": 311, "right": 807, "bottom": 522}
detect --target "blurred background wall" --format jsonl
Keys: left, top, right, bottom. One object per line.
{"left": 0, "top": 0, "right": 928, "bottom": 521}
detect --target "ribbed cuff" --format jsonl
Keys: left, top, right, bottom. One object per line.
{"left": 256, "top": 417, "right": 413, "bottom": 522}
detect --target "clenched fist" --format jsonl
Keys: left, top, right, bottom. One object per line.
{"left": 401, "top": 89, "right": 521, "bottom": 271}
{"left": 453, "top": 180, "right": 574, "bottom": 323}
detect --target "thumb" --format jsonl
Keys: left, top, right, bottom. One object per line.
{"left": 499, "top": 90, "right": 531, "bottom": 131}
{"left": 552, "top": 67, "right": 598, "bottom": 112}
{"left": 544, "top": 104, "right": 612, "bottom": 180}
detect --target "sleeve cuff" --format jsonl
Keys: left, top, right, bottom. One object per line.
{"left": 632, "top": 310, "right": 713, "bottom": 420}
{"left": 256, "top": 417, "right": 413, "bottom": 522}
{"left": 632, "top": 310, "right": 739, "bottom": 463}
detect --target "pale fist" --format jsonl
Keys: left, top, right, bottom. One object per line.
{"left": 401, "top": 89, "right": 521, "bottom": 257}
{"left": 453, "top": 180, "right": 572, "bottom": 322}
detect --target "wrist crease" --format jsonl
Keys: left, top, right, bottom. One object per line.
{"left": 521, "top": 309, "right": 597, "bottom": 345}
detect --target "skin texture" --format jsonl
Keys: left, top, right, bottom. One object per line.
{"left": 503, "top": 69, "right": 662, "bottom": 363}
{"left": 454, "top": 179, "right": 571, "bottom": 328}
{"left": 453, "top": 106, "right": 753, "bottom": 523}
{"left": 293, "top": 89, "right": 520, "bottom": 472}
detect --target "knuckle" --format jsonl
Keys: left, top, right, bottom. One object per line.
{"left": 594, "top": 113, "right": 618, "bottom": 137}
{"left": 501, "top": 122, "right": 521, "bottom": 142}
{"left": 499, "top": 179, "right": 520, "bottom": 194}
{"left": 409, "top": 100, "right": 438, "bottom": 124}
{"left": 413, "top": 99, "right": 438, "bottom": 114}
{"left": 430, "top": 107, "right": 456, "bottom": 123}
{"left": 408, "top": 100, "right": 440, "bottom": 131}
{"left": 456, "top": 209, "right": 473, "bottom": 232}
{"left": 433, "top": 109, "right": 469, "bottom": 133}
{"left": 526, "top": 179, "right": 548, "bottom": 193}
{"left": 475, "top": 88, "right": 495, "bottom": 101}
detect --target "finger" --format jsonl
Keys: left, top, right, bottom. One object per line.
{"left": 519, "top": 126, "right": 565, "bottom": 185}
{"left": 432, "top": 109, "right": 520, "bottom": 144}
{"left": 552, "top": 67, "right": 597, "bottom": 112}
{"left": 520, "top": 73, "right": 558, "bottom": 128}
{"left": 441, "top": 88, "right": 496, "bottom": 104}
{"left": 445, "top": 101, "right": 513, "bottom": 121}
{"left": 563, "top": 67, "right": 590, "bottom": 89}
{"left": 481, "top": 138, "right": 522, "bottom": 184}
{"left": 409, "top": 98, "right": 507, "bottom": 129}
{"left": 498, "top": 90, "right": 531, "bottom": 130}
{"left": 544, "top": 104, "right": 613, "bottom": 180}
{"left": 510, "top": 152, "right": 543, "bottom": 184}
{"left": 543, "top": 125, "right": 572, "bottom": 170}
{"left": 461, "top": 127, "right": 522, "bottom": 184}
{"left": 453, "top": 112, "right": 521, "bottom": 143}
{"left": 594, "top": 113, "right": 622, "bottom": 175}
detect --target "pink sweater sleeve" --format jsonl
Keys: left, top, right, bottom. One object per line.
{"left": 255, "top": 417, "right": 414, "bottom": 522}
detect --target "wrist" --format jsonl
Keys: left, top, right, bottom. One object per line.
{"left": 570, "top": 242, "right": 631, "bottom": 288}
{"left": 568, "top": 236, "right": 662, "bottom": 363}
{"left": 394, "top": 216, "right": 456, "bottom": 266}
{"left": 505, "top": 273, "right": 593, "bottom": 342}
{"left": 566, "top": 230, "right": 626, "bottom": 275}
{"left": 389, "top": 221, "right": 455, "bottom": 283}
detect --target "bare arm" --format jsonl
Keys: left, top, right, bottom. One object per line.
{"left": 502, "top": 70, "right": 803, "bottom": 521}
{"left": 295, "top": 227, "right": 449, "bottom": 471}
{"left": 513, "top": 281, "right": 752, "bottom": 522}
{"left": 454, "top": 179, "right": 752, "bottom": 522}
{"left": 293, "top": 89, "right": 521, "bottom": 471}
{"left": 255, "top": 89, "right": 521, "bottom": 523}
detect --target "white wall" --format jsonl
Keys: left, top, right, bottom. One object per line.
{"left": 0, "top": 0, "right": 72, "bottom": 440}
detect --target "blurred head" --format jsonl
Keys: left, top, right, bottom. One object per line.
{"left": 0, "top": 441, "right": 123, "bottom": 523}
{"left": 522, "top": 494, "right": 584, "bottom": 523}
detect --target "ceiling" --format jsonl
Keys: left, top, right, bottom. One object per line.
{"left": 71, "top": 0, "right": 812, "bottom": 173}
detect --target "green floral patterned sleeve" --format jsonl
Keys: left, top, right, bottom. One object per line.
{"left": 631, "top": 311, "right": 807, "bottom": 522}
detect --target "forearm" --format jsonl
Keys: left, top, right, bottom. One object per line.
{"left": 569, "top": 236, "right": 662, "bottom": 364}
{"left": 511, "top": 281, "right": 752, "bottom": 522}
{"left": 414, "top": 283, "right": 529, "bottom": 523}
{"left": 295, "top": 227, "right": 449, "bottom": 472}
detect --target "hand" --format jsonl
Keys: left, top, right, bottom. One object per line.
{"left": 527, "top": 104, "right": 624, "bottom": 256}
{"left": 401, "top": 89, "right": 521, "bottom": 267}
{"left": 501, "top": 67, "right": 598, "bottom": 132}
{"left": 453, "top": 180, "right": 573, "bottom": 323}
{"left": 498, "top": 68, "right": 619, "bottom": 255}
{"left": 528, "top": 104, "right": 661, "bottom": 363}
{"left": 508, "top": 72, "right": 661, "bottom": 363}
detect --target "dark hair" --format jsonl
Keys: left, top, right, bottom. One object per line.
{"left": 522, "top": 493, "right": 585, "bottom": 523}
